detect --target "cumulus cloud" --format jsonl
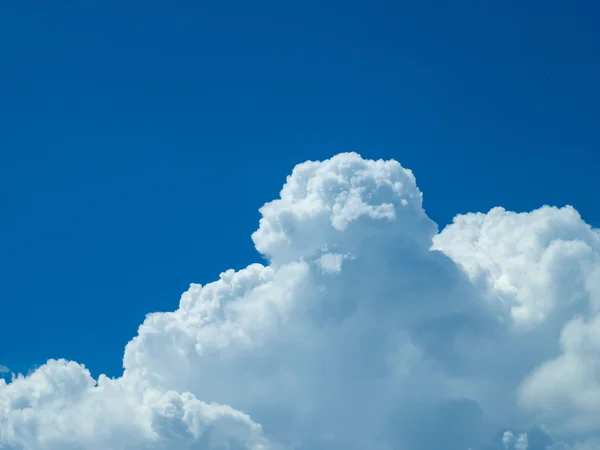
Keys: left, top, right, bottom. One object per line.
{"left": 1, "top": 152, "right": 600, "bottom": 450}
{"left": 433, "top": 206, "right": 600, "bottom": 328}
{"left": 0, "top": 366, "right": 8, "bottom": 374}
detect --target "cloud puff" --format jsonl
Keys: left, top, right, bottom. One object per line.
{"left": 519, "top": 312, "right": 600, "bottom": 433}
{"left": 433, "top": 206, "right": 600, "bottom": 328}
{"left": 1, "top": 152, "right": 600, "bottom": 450}
{"left": 0, "top": 359, "right": 270, "bottom": 450}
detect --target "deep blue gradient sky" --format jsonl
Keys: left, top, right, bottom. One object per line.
{"left": 1, "top": 1, "right": 598, "bottom": 379}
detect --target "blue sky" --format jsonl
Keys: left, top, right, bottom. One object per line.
{"left": 1, "top": 3, "right": 599, "bottom": 449}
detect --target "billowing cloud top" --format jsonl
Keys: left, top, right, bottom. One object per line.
{"left": 2, "top": 153, "right": 600, "bottom": 450}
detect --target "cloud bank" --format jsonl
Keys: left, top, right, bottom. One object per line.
{"left": 1, "top": 153, "right": 599, "bottom": 450}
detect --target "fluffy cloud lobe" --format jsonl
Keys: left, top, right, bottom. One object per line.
{"left": 2, "top": 153, "right": 599, "bottom": 450}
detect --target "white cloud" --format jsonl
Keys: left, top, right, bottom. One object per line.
{"left": 515, "top": 433, "right": 529, "bottom": 450}
{"left": 316, "top": 252, "right": 352, "bottom": 274}
{"left": 503, "top": 430, "right": 516, "bottom": 448}
{"left": 433, "top": 206, "right": 600, "bottom": 328}
{"left": 1, "top": 152, "right": 600, "bottom": 450}
{"left": 519, "top": 312, "right": 600, "bottom": 433}
{"left": 0, "top": 366, "right": 8, "bottom": 374}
